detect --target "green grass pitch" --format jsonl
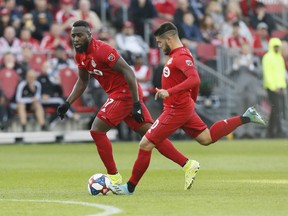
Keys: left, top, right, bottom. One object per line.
{"left": 0, "top": 139, "right": 288, "bottom": 216}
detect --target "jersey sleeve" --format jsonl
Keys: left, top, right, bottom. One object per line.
{"left": 167, "top": 54, "right": 200, "bottom": 99}
{"left": 98, "top": 43, "right": 120, "bottom": 68}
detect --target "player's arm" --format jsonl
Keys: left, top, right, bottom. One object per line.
{"left": 155, "top": 65, "right": 200, "bottom": 100}
{"left": 113, "top": 56, "right": 144, "bottom": 122}
{"left": 66, "top": 68, "right": 89, "bottom": 104}
{"left": 112, "top": 56, "right": 139, "bottom": 103}
{"left": 57, "top": 69, "right": 89, "bottom": 119}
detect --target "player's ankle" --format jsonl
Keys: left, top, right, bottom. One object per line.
{"left": 127, "top": 181, "right": 136, "bottom": 193}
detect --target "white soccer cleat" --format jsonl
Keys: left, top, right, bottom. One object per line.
{"left": 243, "top": 106, "right": 267, "bottom": 126}
{"left": 108, "top": 183, "right": 133, "bottom": 195}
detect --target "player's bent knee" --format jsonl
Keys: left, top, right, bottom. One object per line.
{"left": 139, "top": 136, "right": 155, "bottom": 151}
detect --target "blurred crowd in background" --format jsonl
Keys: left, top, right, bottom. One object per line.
{"left": 0, "top": 0, "right": 287, "bottom": 139}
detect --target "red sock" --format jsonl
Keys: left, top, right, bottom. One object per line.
{"left": 156, "top": 139, "right": 188, "bottom": 167}
{"left": 90, "top": 130, "right": 117, "bottom": 174}
{"left": 129, "top": 149, "right": 152, "bottom": 186}
{"left": 210, "top": 116, "right": 242, "bottom": 143}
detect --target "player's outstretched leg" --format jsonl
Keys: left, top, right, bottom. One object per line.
{"left": 107, "top": 173, "right": 123, "bottom": 185}
{"left": 243, "top": 106, "right": 267, "bottom": 126}
{"left": 183, "top": 160, "right": 200, "bottom": 190}
{"left": 109, "top": 183, "right": 133, "bottom": 195}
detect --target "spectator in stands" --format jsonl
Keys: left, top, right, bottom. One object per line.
{"left": 129, "top": 0, "right": 158, "bottom": 38}
{"left": 20, "top": 13, "right": 37, "bottom": 42}
{"left": 74, "top": 0, "right": 102, "bottom": 31}
{"left": 95, "top": 26, "right": 117, "bottom": 48}
{"left": 0, "top": 52, "right": 23, "bottom": 79}
{"left": 1, "top": 0, "right": 22, "bottom": 33}
{"left": 18, "top": 46, "right": 33, "bottom": 80}
{"left": 55, "top": 0, "right": 77, "bottom": 35}
{"left": 115, "top": 21, "right": 149, "bottom": 65}
{"left": 131, "top": 53, "right": 152, "bottom": 103}
{"left": 205, "top": 0, "right": 225, "bottom": 31}
{"left": 0, "top": 26, "right": 22, "bottom": 62}
{"left": 178, "top": 11, "right": 202, "bottom": 55}
{"left": 230, "top": 42, "right": 261, "bottom": 138}
{"left": 221, "top": 11, "right": 253, "bottom": 45}
{"left": 40, "top": 23, "right": 72, "bottom": 52}
{"left": 153, "top": 0, "right": 176, "bottom": 22}
{"left": 13, "top": 69, "right": 47, "bottom": 132}
{"left": 225, "top": 20, "right": 249, "bottom": 53}
{"left": 190, "top": 0, "right": 206, "bottom": 24}
{"left": 173, "top": 0, "right": 194, "bottom": 26}
{"left": 200, "top": 14, "right": 222, "bottom": 46}
{"left": 49, "top": 44, "right": 77, "bottom": 84}
{"left": 249, "top": 1, "right": 276, "bottom": 36}
{"left": 31, "top": 0, "right": 54, "bottom": 41}
{"left": 262, "top": 38, "right": 287, "bottom": 138}
{"left": 19, "top": 27, "right": 40, "bottom": 51}
{"left": 252, "top": 22, "right": 270, "bottom": 58}
{"left": 0, "top": 8, "right": 12, "bottom": 37}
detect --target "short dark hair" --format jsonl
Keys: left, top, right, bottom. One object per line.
{"left": 72, "top": 20, "right": 91, "bottom": 29}
{"left": 153, "top": 22, "right": 178, "bottom": 37}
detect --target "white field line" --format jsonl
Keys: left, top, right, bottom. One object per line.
{"left": 0, "top": 199, "right": 122, "bottom": 216}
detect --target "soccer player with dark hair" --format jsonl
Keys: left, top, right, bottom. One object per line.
{"left": 57, "top": 20, "right": 203, "bottom": 185}
{"left": 109, "top": 22, "right": 267, "bottom": 195}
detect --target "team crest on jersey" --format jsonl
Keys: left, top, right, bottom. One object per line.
{"left": 163, "top": 66, "right": 170, "bottom": 78}
{"left": 108, "top": 53, "right": 115, "bottom": 61}
{"left": 91, "top": 59, "right": 96, "bottom": 68}
{"left": 186, "top": 60, "right": 193, "bottom": 66}
{"left": 167, "top": 57, "right": 173, "bottom": 65}
{"left": 81, "top": 61, "right": 85, "bottom": 66}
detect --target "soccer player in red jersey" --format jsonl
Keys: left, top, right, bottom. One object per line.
{"left": 57, "top": 20, "right": 199, "bottom": 185}
{"left": 109, "top": 22, "right": 267, "bottom": 195}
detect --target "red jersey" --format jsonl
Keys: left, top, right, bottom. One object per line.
{"left": 162, "top": 46, "right": 200, "bottom": 109}
{"left": 75, "top": 38, "right": 142, "bottom": 99}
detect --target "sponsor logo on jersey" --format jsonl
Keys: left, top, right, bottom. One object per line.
{"left": 163, "top": 66, "right": 170, "bottom": 78}
{"left": 167, "top": 57, "right": 173, "bottom": 65}
{"left": 91, "top": 59, "right": 96, "bottom": 68}
{"left": 88, "top": 69, "right": 103, "bottom": 76}
{"left": 186, "top": 60, "right": 193, "bottom": 66}
{"left": 108, "top": 53, "right": 115, "bottom": 61}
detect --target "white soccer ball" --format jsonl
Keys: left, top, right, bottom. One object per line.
{"left": 87, "top": 173, "right": 111, "bottom": 195}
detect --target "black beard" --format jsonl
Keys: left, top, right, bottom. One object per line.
{"left": 74, "top": 41, "right": 89, "bottom": 53}
{"left": 164, "top": 46, "right": 171, "bottom": 55}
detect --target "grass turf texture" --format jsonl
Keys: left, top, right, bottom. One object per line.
{"left": 0, "top": 139, "right": 287, "bottom": 216}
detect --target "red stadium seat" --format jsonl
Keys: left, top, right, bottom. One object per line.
{"left": 196, "top": 43, "right": 217, "bottom": 62}
{"left": 29, "top": 53, "right": 47, "bottom": 73}
{"left": 59, "top": 67, "right": 96, "bottom": 113}
{"left": 0, "top": 68, "right": 20, "bottom": 100}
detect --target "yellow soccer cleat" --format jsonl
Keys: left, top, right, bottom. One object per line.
{"left": 107, "top": 172, "right": 123, "bottom": 185}
{"left": 183, "top": 160, "right": 200, "bottom": 190}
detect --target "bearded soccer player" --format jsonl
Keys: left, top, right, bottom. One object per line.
{"left": 57, "top": 20, "right": 202, "bottom": 185}
{"left": 109, "top": 22, "right": 267, "bottom": 195}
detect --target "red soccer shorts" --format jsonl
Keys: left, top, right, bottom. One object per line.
{"left": 97, "top": 97, "right": 153, "bottom": 131}
{"left": 145, "top": 107, "right": 207, "bottom": 144}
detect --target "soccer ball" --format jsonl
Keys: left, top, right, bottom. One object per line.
{"left": 87, "top": 173, "right": 111, "bottom": 195}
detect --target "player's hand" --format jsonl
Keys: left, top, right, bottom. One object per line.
{"left": 132, "top": 101, "right": 145, "bottom": 123}
{"left": 155, "top": 88, "right": 169, "bottom": 100}
{"left": 57, "top": 101, "right": 70, "bottom": 120}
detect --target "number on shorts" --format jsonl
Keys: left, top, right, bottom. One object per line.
{"left": 148, "top": 119, "right": 159, "bottom": 133}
